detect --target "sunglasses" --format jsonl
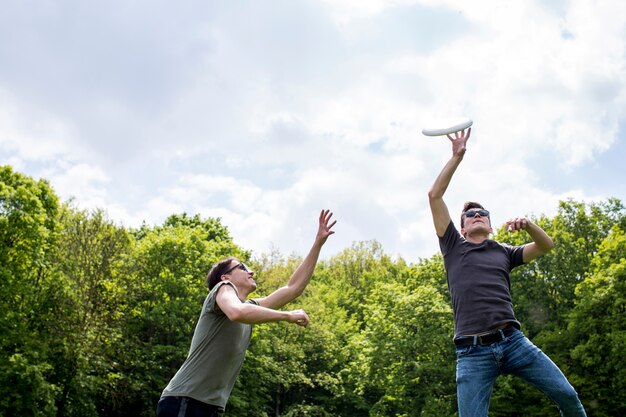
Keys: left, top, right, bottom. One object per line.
{"left": 224, "top": 262, "right": 251, "bottom": 275}
{"left": 463, "top": 209, "right": 490, "bottom": 218}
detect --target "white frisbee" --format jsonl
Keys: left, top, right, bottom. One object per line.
{"left": 422, "top": 117, "right": 473, "bottom": 137}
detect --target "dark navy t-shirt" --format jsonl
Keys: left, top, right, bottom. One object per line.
{"left": 438, "top": 221, "right": 525, "bottom": 338}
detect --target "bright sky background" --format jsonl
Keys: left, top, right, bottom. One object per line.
{"left": 1, "top": 0, "right": 625, "bottom": 263}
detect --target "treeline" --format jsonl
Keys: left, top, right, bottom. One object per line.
{"left": 1, "top": 164, "right": 625, "bottom": 417}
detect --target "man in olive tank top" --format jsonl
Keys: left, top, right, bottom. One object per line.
{"left": 427, "top": 127, "right": 586, "bottom": 417}
{"left": 157, "top": 210, "right": 336, "bottom": 416}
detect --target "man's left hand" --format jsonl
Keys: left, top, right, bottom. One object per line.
{"left": 506, "top": 217, "right": 529, "bottom": 232}
{"left": 316, "top": 209, "right": 337, "bottom": 244}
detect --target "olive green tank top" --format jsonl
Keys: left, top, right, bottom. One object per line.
{"left": 161, "top": 281, "right": 257, "bottom": 410}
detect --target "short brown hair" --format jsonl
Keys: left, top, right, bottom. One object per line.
{"left": 461, "top": 201, "right": 486, "bottom": 228}
{"left": 206, "top": 257, "right": 239, "bottom": 290}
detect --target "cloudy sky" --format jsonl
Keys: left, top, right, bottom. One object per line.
{"left": 1, "top": 0, "right": 625, "bottom": 262}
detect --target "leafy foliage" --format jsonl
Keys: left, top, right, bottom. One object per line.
{"left": 0, "top": 166, "right": 61, "bottom": 417}
{"left": 2, "top": 166, "right": 625, "bottom": 416}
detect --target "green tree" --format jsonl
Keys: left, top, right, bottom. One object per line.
{"left": 540, "top": 226, "right": 626, "bottom": 417}
{"left": 0, "top": 166, "right": 60, "bottom": 417}
{"left": 358, "top": 280, "right": 455, "bottom": 417}
{"left": 49, "top": 206, "right": 131, "bottom": 417}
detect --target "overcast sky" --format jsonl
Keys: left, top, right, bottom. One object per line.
{"left": 1, "top": 0, "right": 625, "bottom": 262}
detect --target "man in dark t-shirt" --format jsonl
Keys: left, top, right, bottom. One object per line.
{"left": 428, "top": 127, "right": 586, "bottom": 417}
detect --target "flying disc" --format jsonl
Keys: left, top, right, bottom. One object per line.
{"left": 422, "top": 117, "right": 473, "bottom": 137}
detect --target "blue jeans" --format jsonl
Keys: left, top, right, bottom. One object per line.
{"left": 455, "top": 330, "right": 586, "bottom": 417}
{"left": 156, "top": 396, "right": 220, "bottom": 417}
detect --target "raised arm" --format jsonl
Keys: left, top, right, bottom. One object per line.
{"left": 428, "top": 128, "right": 471, "bottom": 237}
{"left": 506, "top": 217, "right": 554, "bottom": 262}
{"left": 217, "top": 284, "right": 309, "bottom": 326}
{"left": 257, "top": 209, "right": 336, "bottom": 310}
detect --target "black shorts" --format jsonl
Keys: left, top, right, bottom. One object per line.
{"left": 156, "top": 396, "right": 220, "bottom": 417}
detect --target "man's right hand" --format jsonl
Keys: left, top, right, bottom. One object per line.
{"left": 447, "top": 127, "right": 471, "bottom": 157}
{"left": 288, "top": 309, "right": 309, "bottom": 327}
{"left": 428, "top": 127, "right": 472, "bottom": 237}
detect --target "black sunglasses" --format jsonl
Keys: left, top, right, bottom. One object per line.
{"left": 463, "top": 209, "right": 490, "bottom": 218}
{"left": 224, "top": 262, "right": 251, "bottom": 275}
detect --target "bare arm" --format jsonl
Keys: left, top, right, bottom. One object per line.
{"left": 506, "top": 217, "right": 554, "bottom": 262}
{"left": 217, "top": 284, "right": 309, "bottom": 326}
{"left": 428, "top": 128, "right": 471, "bottom": 237}
{"left": 257, "top": 209, "right": 336, "bottom": 310}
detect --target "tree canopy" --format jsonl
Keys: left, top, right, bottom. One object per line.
{"left": 1, "top": 165, "right": 624, "bottom": 417}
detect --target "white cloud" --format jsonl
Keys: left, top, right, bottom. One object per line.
{"left": 46, "top": 162, "right": 110, "bottom": 207}
{"left": 0, "top": 92, "right": 79, "bottom": 162}
{"left": 320, "top": 0, "right": 418, "bottom": 31}
{"left": 1, "top": 0, "right": 624, "bottom": 263}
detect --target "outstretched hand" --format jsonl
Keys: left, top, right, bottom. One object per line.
{"left": 447, "top": 127, "right": 471, "bottom": 157}
{"left": 316, "top": 209, "right": 337, "bottom": 245}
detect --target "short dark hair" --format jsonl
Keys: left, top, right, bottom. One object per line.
{"left": 460, "top": 201, "right": 486, "bottom": 228}
{"left": 206, "top": 257, "right": 239, "bottom": 290}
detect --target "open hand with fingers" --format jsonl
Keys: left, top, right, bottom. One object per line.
{"left": 447, "top": 128, "right": 471, "bottom": 157}
{"left": 316, "top": 209, "right": 337, "bottom": 245}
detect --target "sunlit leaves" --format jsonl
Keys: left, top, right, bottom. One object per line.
{"left": 2, "top": 165, "right": 626, "bottom": 416}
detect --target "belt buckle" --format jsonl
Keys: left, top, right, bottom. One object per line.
{"left": 483, "top": 329, "right": 506, "bottom": 345}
